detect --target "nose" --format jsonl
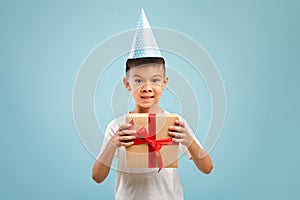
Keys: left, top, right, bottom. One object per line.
{"left": 141, "top": 83, "right": 153, "bottom": 93}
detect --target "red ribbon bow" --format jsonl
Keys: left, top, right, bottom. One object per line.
{"left": 129, "top": 113, "right": 176, "bottom": 173}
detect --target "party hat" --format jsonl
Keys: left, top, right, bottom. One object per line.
{"left": 128, "top": 8, "right": 162, "bottom": 59}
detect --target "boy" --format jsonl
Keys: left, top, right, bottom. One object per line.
{"left": 92, "top": 9, "right": 213, "bottom": 200}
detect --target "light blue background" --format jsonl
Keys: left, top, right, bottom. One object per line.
{"left": 1, "top": 0, "right": 299, "bottom": 199}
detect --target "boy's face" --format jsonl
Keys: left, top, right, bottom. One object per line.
{"left": 123, "top": 64, "right": 168, "bottom": 111}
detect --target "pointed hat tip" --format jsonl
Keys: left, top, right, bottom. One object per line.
{"left": 140, "top": 8, "right": 146, "bottom": 17}
{"left": 128, "top": 8, "right": 162, "bottom": 59}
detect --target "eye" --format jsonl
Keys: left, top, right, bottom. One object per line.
{"left": 134, "top": 79, "right": 143, "bottom": 84}
{"left": 152, "top": 79, "right": 160, "bottom": 83}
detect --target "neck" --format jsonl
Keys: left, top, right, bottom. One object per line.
{"left": 131, "top": 105, "right": 163, "bottom": 114}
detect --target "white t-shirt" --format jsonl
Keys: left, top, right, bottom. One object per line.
{"left": 98, "top": 113, "right": 201, "bottom": 200}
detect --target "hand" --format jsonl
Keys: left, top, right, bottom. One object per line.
{"left": 110, "top": 124, "right": 136, "bottom": 148}
{"left": 168, "top": 120, "right": 193, "bottom": 147}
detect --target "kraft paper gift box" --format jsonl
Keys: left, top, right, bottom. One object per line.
{"left": 125, "top": 113, "right": 179, "bottom": 170}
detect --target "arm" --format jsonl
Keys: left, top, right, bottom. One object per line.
{"left": 92, "top": 142, "right": 117, "bottom": 183}
{"left": 169, "top": 120, "right": 213, "bottom": 174}
{"left": 92, "top": 124, "right": 136, "bottom": 183}
{"left": 185, "top": 139, "right": 213, "bottom": 174}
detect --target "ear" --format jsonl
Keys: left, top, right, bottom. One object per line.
{"left": 162, "top": 76, "right": 169, "bottom": 90}
{"left": 123, "top": 76, "right": 131, "bottom": 91}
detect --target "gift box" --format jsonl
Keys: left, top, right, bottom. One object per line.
{"left": 126, "top": 113, "right": 179, "bottom": 171}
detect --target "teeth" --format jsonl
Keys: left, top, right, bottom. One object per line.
{"left": 141, "top": 96, "right": 153, "bottom": 99}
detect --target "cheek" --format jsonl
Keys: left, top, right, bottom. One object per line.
{"left": 156, "top": 92, "right": 162, "bottom": 99}
{"left": 131, "top": 85, "right": 140, "bottom": 92}
{"left": 131, "top": 88, "right": 141, "bottom": 98}
{"left": 153, "top": 88, "right": 163, "bottom": 98}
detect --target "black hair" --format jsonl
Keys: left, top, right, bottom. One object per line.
{"left": 126, "top": 57, "right": 166, "bottom": 75}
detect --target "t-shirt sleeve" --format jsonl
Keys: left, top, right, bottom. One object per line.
{"left": 97, "top": 119, "right": 119, "bottom": 160}
{"left": 179, "top": 117, "right": 203, "bottom": 159}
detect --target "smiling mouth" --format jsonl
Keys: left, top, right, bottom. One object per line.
{"left": 141, "top": 96, "right": 154, "bottom": 99}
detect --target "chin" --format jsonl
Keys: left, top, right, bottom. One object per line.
{"left": 136, "top": 103, "right": 154, "bottom": 109}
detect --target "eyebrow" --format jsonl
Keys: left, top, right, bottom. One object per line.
{"left": 132, "top": 74, "right": 162, "bottom": 78}
{"left": 132, "top": 75, "right": 142, "bottom": 78}
{"left": 152, "top": 75, "right": 162, "bottom": 78}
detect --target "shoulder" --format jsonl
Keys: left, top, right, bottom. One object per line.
{"left": 105, "top": 114, "right": 127, "bottom": 135}
{"left": 108, "top": 114, "right": 126, "bottom": 126}
{"left": 163, "top": 110, "right": 185, "bottom": 121}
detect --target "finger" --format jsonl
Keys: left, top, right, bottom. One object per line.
{"left": 120, "top": 141, "right": 134, "bottom": 147}
{"left": 169, "top": 131, "right": 186, "bottom": 139}
{"left": 175, "top": 120, "right": 185, "bottom": 128}
{"left": 169, "top": 126, "right": 184, "bottom": 133}
{"left": 119, "top": 123, "right": 134, "bottom": 131}
{"left": 120, "top": 135, "right": 136, "bottom": 141}
{"left": 171, "top": 138, "right": 183, "bottom": 144}
{"left": 119, "top": 129, "right": 136, "bottom": 136}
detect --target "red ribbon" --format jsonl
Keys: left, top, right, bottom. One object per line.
{"left": 129, "top": 113, "right": 177, "bottom": 172}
